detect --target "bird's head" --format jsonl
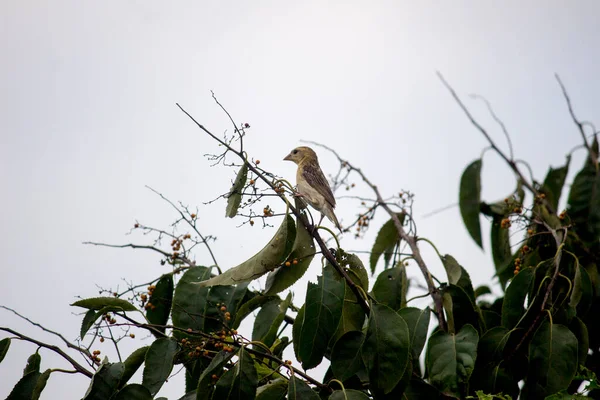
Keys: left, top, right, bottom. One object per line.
{"left": 283, "top": 146, "right": 318, "bottom": 164}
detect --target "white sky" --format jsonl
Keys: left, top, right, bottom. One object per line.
{"left": 1, "top": 1, "right": 599, "bottom": 398}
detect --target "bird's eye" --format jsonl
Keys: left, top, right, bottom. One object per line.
{"left": 292, "top": 149, "right": 298, "bottom": 154}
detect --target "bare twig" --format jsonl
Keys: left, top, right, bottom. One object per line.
{"left": 0, "top": 327, "right": 93, "bottom": 378}
{"left": 304, "top": 141, "right": 447, "bottom": 331}
{"left": 470, "top": 94, "right": 514, "bottom": 160}
{"left": 555, "top": 74, "right": 593, "bottom": 156}
{"left": 82, "top": 242, "right": 196, "bottom": 267}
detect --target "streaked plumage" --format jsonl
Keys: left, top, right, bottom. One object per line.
{"left": 284, "top": 146, "right": 342, "bottom": 232}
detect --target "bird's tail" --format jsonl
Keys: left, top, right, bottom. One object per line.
{"left": 324, "top": 206, "right": 343, "bottom": 233}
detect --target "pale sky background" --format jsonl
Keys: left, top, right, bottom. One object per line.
{"left": 1, "top": 2, "right": 599, "bottom": 399}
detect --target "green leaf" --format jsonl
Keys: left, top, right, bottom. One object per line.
{"left": 569, "top": 317, "right": 589, "bottom": 366}
{"left": 491, "top": 214, "right": 512, "bottom": 274}
{"left": 256, "top": 378, "right": 288, "bottom": 400}
{"left": 501, "top": 267, "right": 534, "bottom": 329}
{"left": 142, "top": 338, "right": 179, "bottom": 396}
{"left": 362, "top": 303, "right": 410, "bottom": 394}
{"left": 332, "top": 251, "right": 368, "bottom": 343}
{"left": 226, "top": 162, "right": 248, "bottom": 218}
{"left": 542, "top": 156, "right": 571, "bottom": 211}
{"left": 426, "top": 324, "right": 479, "bottom": 396}
{"left": 71, "top": 297, "right": 138, "bottom": 312}
{"left": 474, "top": 285, "right": 492, "bottom": 299}
{"left": 196, "top": 351, "right": 235, "bottom": 400}
{"left": 329, "top": 389, "right": 370, "bottom": 399}
{"left": 369, "top": 213, "right": 405, "bottom": 274}
{"left": 0, "top": 338, "right": 10, "bottom": 364}
{"left": 567, "top": 152, "right": 600, "bottom": 243}
{"left": 24, "top": 351, "right": 41, "bottom": 375}
{"left": 331, "top": 331, "right": 366, "bottom": 382}
{"left": 146, "top": 274, "right": 174, "bottom": 336}
{"left": 7, "top": 371, "right": 42, "bottom": 400}
{"left": 213, "top": 347, "right": 258, "bottom": 400}
{"left": 288, "top": 375, "right": 319, "bottom": 400}
{"left": 31, "top": 369, "right": 51, "bottom": 400}
{"left": 233, "top": 295, "right": 279, "bottom": 329}
{"left": 371, "top": 265, "right": 408, "bottom": 311}
{"left": 459, "top": 159, "right": 483, "bottom": 248}
{"left": 120, "top": 346, "right": 149, "bottom": 388}
{"left": 171, "top": 266, "right": 212, "bottom": 338}
{"left": 440, "top": 255, "right": 475, "bottom": 301}
{"left": 298, "top": 265, "right": 346, "bottom": 369}
{"left": 198, "top": 214, "right": 296, "bottom": 287}
{"left": 521, "top": 322, "right": 578, "bottom": 399}
{"left": 83, "top": 362, "right": 125, "bottom": 400}
{"left": 292, "top": 305, "right": 304, "bottom": 361}
{"left": 113, "top": 384, "right": 153, "bottom": 400}
{"left": 80, "top": 309, "right": 98, "bottom": 339}
{"left": 398, "top": 307, "right": 431, "bottom": 360}
{"left": 264, "top": 215, "right": 316, "bottom": 295}
{"left": 570, "top": 261, "right": 593, "bottom": 316}
{"left": 253, "top": 292, "right": 292, "bottom": 347}
{"left": 444, "top": 285, "right": 484, "bottom": 334}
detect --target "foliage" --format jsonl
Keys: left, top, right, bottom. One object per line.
{"left": 2, "top": 80, "right": 599, "bottom": 400}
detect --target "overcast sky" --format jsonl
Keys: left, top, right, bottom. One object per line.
{"left": 1, "top": 2, "right": 599, "bottom": 398}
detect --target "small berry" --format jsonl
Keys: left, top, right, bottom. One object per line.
{"left": 285, "top": 261, "right": 291, "bottom": 267}
{"left": 255, "top": 160, "right": 261, "bottom": 165}
{"left": 187, "top": 328, "right": 193, "bottom": 333}
{"left": 249, "top": 179, "right": 255, "bottom": 185}
{"left": 191, "top": 213, "right": 197, "bottom": 219}
{"left": 220, "top": 305, "right": 227, "bottom": 312}
{"left": 285, "top": 360, "right": 292, "bottom": 365}
{"left": 292, "top": 259, "right": 298, "bottom": 265}
{"left": 134, "top": 223, "right": 140, "bottom": 228}
{"left": 99, "top": 337, "right": 105, "bottom": 343}
{"left": 250, "top": 220, "right": 254, "bottom": 226}
{"left": 130, "top": 333, "right": 135, "bottom": 338}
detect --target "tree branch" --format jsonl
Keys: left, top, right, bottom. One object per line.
{"left": 303, "top": 141, "right": 447, "bottom": 331}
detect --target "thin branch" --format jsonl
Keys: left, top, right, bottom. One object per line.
{"left": 555, "top": 74, "right": 592, "bottom": 155}
{"left": 82, "top": 242, "right": 196, "bottom": 267}
{"left": 304, "top": 140, "right": 447, "bottom": 331}
{"left": 0, "top": 306, "right": 93, "bottom": 360}
{"left": 470, "top": 94, "right": 514, "bottom": 160}
{"left": 0, "top": 327, "right": 93, "bottom": 378}
{"left": 437, "top": 72, "right": 553, "bottom": 213}
{"left": 176, "top": 103, "right": 371, "bottom": 316}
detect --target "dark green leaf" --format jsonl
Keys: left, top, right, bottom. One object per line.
{"left": 331, "top": 331, "right": 366, "bottom": 382}
{"left": 444, "top": 284, "right": 483, "bottom": 334}
{"left": 398, "top": 307, "right": 431, "bottom": 359}
{"left": 253, "top": 293, "right": 291, "bottom": 347}
{"left": 31, "top": 369, "right": 51, "bottom": 400}
{"left": 501, "top": 267, "right": 534, "bottom": 329}
{"left": 256, "top": 378, "right": 288, "bottom": 400}
{"left": 213, "top": 347, "right": 258, "bottom": 400}
{"left": 371, "top": 265, "right": 408, "bottom": 311}
{"left": 226, "top": 163, "right": 248, "bottom": 218}
{"left": 142, "top": 338, "right": 179, "bottom": 396}
{"left": 329, "top": 389, "right": 370, "bottom": 399}
{"left": 146, "top": 274, "right": 174, "bottom": 336}
{"left": 198, "top": 214, "right": 296, "bottom": 287}
{"left": 402, "top": 376, "right": 442, "bottom": 399}
{"left": 542, "top": 156, "right": 571, "bottom": 211}
{"left": 7, "top": 371, "right": 42, "bottom": 400}
{"left": 71, "top": 297, "right": 138, "bottom": 312}
{"left": 288, "top": 375, "right": 319, "bottom": 400}
{"left": 491, "top": 214, "right": 512, "bottom": 274}
{"left": 234, "top": 295, "right": 279, "bottom": 329}
{"left": 569, "top": 317, "right": 589, "bottom": 366}
{"left": 459, "top": 159, "right": 483, "bottom": 248}
{"left": 196, "top": 351, "right": 235, "bottom": 400}
{"left": 567, "top": 154, "right": 600, "bottom": 243}
{"left": 0, "top": 338, "right": 10, "bottom": 364}
{"left": 570, "top": 261, "right": 593, "bottom": 316}
{"left": 120, "top": 346, "right": 149, "bottom": 388}
{"left": 264, "top": 215, "right": 316, "bottom": 295}
{"left": 113, "top": 384, "right": 153, "bottom": 400}
{"left": 83, "top": 362, "right": 125, "bottom": 400}
{"left": 171, "top": 266, "right": 212, "bottom": 339}
{"left": 80, "top": 310, "right": 98, "bottom": 339}
{"left": 298, "top": 265, "right": 345, "bottom": 369}
{"left": 521, "top": 322, "right": 578, "bottom": 399}
{"left": 440, "top": 255, "right": 475, "bottom": 301}
{"left": 369, "top": 213, "right": 405, "bottom": 274}
{"left": 362, "top": 303, "right": 410, "bottom": 394}
{"left": 24, "top": 352, "right": 41, "bottom": 375}
{"left": 292, "top": 305, "right": 304, "bottom": 361}
{"left": 474, "top": 285, "right": 492, "bottom": 299}
{"left": 426, "top": 324, "right": 478, "bottom": 396}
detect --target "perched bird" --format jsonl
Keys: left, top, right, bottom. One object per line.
{"left": 284, "top": 146, "right": 342, "bottom": 232}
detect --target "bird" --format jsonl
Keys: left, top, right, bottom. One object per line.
{"left": 283, "top": 146, "right": 343, "bottom": 232}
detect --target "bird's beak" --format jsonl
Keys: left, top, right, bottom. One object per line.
{"left": 283, "top": 153, "right": 292, "bottom": 161}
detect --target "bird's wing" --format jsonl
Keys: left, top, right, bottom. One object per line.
{"left": 302, "top": 162, "right": 336, "bottom": 208}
